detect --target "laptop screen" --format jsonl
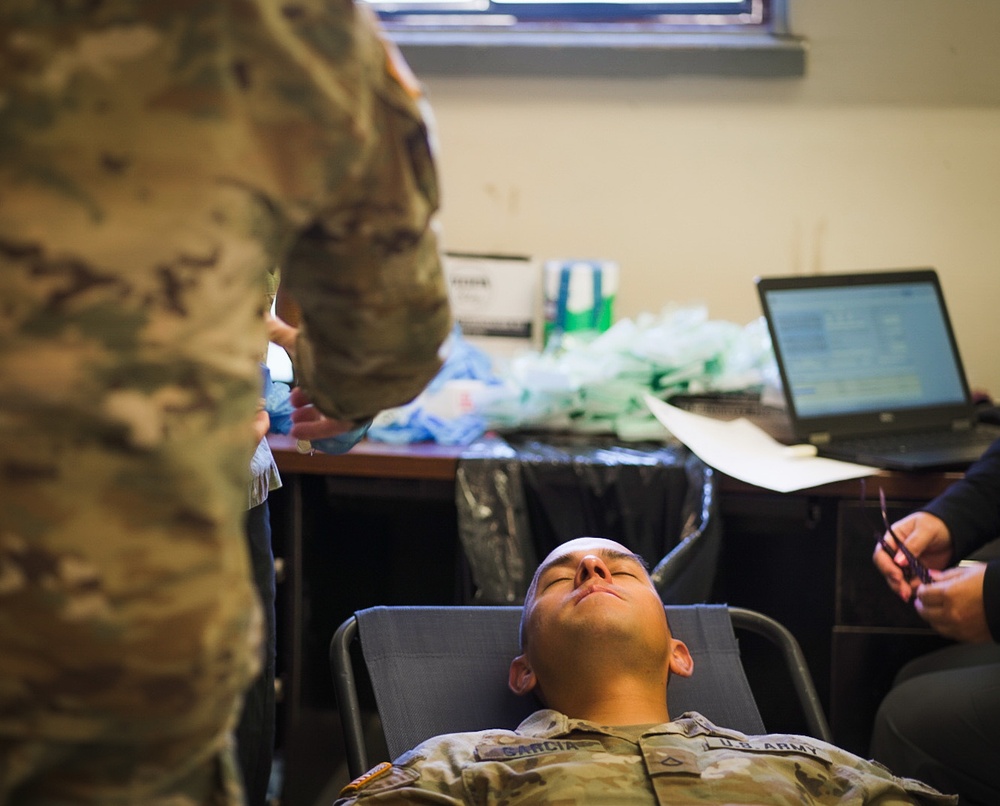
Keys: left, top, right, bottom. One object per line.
{"left": 757, "top": 270, "right": 972, "bottom": 428}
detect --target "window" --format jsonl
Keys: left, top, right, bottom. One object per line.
{"left": 365, "top": 0, "right": 803, "bottom": 76}
{"left": 370, "top": 0, "right": 767, "bottom": 31}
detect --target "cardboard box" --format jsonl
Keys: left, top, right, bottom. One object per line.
{"left": 444, "top": 252, "right": 542, "bottom": 359}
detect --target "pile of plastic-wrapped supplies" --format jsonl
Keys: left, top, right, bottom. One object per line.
{"left": 361, "top": 305, "right": 778, "bottom": 447}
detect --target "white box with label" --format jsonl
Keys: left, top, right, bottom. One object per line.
{"left": 443, "top": 252, "right": 542, "bottom": 359}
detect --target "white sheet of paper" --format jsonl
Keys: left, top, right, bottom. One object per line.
{"left": 644, "top": 395, "right": 878, "bottom": 493}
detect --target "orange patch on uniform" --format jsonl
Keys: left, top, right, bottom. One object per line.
{"left": 340, "top": 761, "right": 393, "bottom": 795}
{"left": 383, "top": 38, "right": 422, "bottom": 100}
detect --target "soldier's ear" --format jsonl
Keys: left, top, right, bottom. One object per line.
{"left": 668, "top": 639, "right": 694, "bottom": 678}
{"left": 508, "top": 655, "right": 537, "bottom": 695}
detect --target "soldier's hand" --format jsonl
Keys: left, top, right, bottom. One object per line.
{"left": 266, "top": 311, "right": 298, "bottom": 360}
{"left": 252, "top": 408, "right": 270, "bottom": 444}
{"left": 288, "top": 386, "right": 359, "bottom": 441}
{"left": 872, "top": 511, "right": 953, "bottom": 603}
{"left": 914, "top": 563, "right": 991, "bottom": 643}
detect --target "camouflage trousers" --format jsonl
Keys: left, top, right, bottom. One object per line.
{"left": 0, "top": 431, "right": 262, "bottom": 805}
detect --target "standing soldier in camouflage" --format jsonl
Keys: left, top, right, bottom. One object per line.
{"left": 336, "top": 537, "right": 956, "bottom": 805}
{"left": 0, "top": 0, "right": 450, "bottom": 803}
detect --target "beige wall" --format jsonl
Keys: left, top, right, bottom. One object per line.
{"left": 419, "top": 0, "right": 1000, "bottom": 398}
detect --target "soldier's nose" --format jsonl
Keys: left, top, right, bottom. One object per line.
{"left": 575, "top": 554, "right": 611, "bottom": 587}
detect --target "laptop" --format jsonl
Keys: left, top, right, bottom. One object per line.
{"left": 755, "top": 268, "right": 1000, "bottom": 470}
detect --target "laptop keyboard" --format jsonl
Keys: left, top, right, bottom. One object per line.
{"left": 842, "top": 427, "right": 998, "bottom": 454}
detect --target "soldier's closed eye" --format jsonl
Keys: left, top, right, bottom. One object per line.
{"left": 541, "top": 574, "right": 573, "bottom": 591}
{"left": 610, "top": 560, "right": 645, "bottom": 578}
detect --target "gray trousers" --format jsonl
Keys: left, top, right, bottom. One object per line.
{"left": 871, "top": 642, "right": 1000, "bottom": 806}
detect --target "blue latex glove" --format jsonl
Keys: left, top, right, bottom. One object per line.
{"left": 310, "top": 421, "right": 372, "bottom": 455}
{"left": 262, "top": 364, "right": 295, "bottom": 435}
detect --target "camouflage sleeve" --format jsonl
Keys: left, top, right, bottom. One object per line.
{"left": 818, "top": 744, "right": 959, "bottom": 805}
{"left": 334, "top": 737, "right": 473, "bottom": 804}
{"left": 248, "top": 0, "right": 451, "bottom": 423}
{"left": 866, "top": 768, "right": 959, "bottom": 805}
{"left": 334, "top": 763, "right": 461, "bottom": 805}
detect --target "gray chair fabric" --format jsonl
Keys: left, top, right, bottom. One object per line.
{"left": 330, "top": 604, "right": 831, "bottom": 779}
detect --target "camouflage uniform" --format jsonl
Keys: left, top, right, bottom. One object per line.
{"left": 0, "top": 0, "right": 449, "bottom": 802}
{"left": 336, "top": 709, "right": 957, "bottom": 805}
